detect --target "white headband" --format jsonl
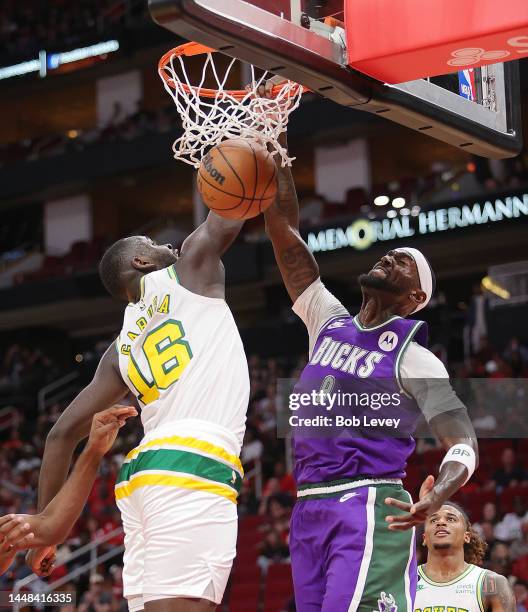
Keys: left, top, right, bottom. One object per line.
{"left": 394, "top": 247, "right": 434, "bottom": 313}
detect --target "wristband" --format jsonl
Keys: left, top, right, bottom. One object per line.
{"left": 440, "top": 443, "right": 476, "bottom": 485}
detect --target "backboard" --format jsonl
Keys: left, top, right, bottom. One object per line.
{"left": 149, "top": 0, "right": 523, "bottom": 158}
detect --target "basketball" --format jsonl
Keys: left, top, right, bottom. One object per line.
{"left": 197, "top": 138, "right": 278, "bottom": 220}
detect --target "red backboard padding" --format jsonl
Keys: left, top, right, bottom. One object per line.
{"left": 345, "top": 0, "right": 528, "bottom": 83}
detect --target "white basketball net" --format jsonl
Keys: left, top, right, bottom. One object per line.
{"left": 159, "top": 48, "right": 304, "bottom": 168}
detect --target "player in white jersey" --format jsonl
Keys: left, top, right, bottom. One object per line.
{"left": 415, "top": 502, "right": 515, "bottom": 612}
{"left": 27, "top": 213, "right": 250, "bottom": 612}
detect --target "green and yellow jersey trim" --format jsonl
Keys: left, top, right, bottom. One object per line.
{"left": 476, "top": 568, "right": 486, "bottom": 612}
{"left": 124, "top": 434, "right": 243, "bottom": 474}
{"left": 418, "top": 564, "right": 476, "bottom": 587}
{"left": 167, "top": 264, "right": 179, "bottom": 283}
{"left": 116, "top": 444, "right": 243, "bottom": 503}
{"left": 115, "top": 471, "right": 238, "bottom": 503}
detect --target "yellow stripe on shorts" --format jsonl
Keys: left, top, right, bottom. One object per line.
{"left": 115, "top": 472, "right": 238, "bottom": 503}
{"left": 125, "top": 435, "right": 243, "bottom": 475}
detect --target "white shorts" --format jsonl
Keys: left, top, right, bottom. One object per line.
{"left": 117, "top": 484, "right": 238, "bottom": 610}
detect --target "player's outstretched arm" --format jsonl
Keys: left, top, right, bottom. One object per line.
{"left": 482, "top": 571, "right": 516, "bottom": 612}
{"left": 1, "top": 407, "right": 136, "bottom": 551}
{"left": 264, "top": 132, "right": 319, "bottom": 302}
{"left": 27, "top": 345, "right": 128, "bottom": 575}
{"left": 385, "top": 408, "right": 479, "bottom": 530}
{"left": 177, "top": 211, "right": 244, "bottom": 299}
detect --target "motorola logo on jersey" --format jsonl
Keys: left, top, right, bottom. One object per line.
{"left": 378, "top": 331, "right": 399, "bottom": 352}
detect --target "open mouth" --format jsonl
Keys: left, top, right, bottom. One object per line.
{"left": 435, "top": 529, "right": 450, "bottom": 536}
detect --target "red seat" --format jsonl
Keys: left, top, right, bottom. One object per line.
{"left": 403, "top": 463, "right": 423, "bottom": 496}
{"left": 456, "top": 489, "right": 497, "bottom": 522}
{"left": 512, "top": 555, "right": 528, "bottom": 582}
{"left": 480, "top": 440, "right": 512, "bottom": 468}
{"left": 263, "top": 564, "right": 293, "bottom": 612}
{"left": 228, "top": 580, "right": 260, "bottom": 611}
{"left": 240, "top": 515, "right": 266, "bottom": 530}
{"left": 421, "top": 449, "right": 446, "bottom": 471}
{"left": 232, "top": 559, "right": 260, "bottom": 581}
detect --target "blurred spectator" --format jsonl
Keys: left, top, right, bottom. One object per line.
{"left": 504, "top": 338, "right": 528, "bottom": 377}
{"left": 492, "top": 449, "right": 528, "bottom": 490}
{"left": 78, "top": 573, "right": 105, "bottom": 611}
{"left": 258, "top": 528, "right": 290, "bottom": 570}
{"left": 241, "top": 427, "right": 263, "bottom": 463}
{"left": 514, "top": 580, "right": 528, "bottom": 612}
{"left": 487, "top": 542, "right": 512, "bottom": 575}
{"left": 495, "top": 498, "right": 526, "bottom": 542}
{"left": 511, "top": 520, "right": 528, "bottom": 562}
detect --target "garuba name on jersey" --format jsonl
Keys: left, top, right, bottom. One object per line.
{"left": 414, "top": 564, "right": 487, "bottom": 612}
{"left": 116, "top": 265, "right": 249, "bottom": 446}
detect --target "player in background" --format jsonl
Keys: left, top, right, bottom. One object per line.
{"left": 416, "top": 502, "right": 515, "bottom": 612}
{"left": 264, "top": 127, "right": 479, "bottom": 612}
{"left": 0, "top": 407, "right": 137, "bottom": 574}
{"left": 27, "top": 211, "right": 250, "bottom": 612}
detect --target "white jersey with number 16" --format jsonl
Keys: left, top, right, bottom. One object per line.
{"left": 116, "top": 265, "right": 249, "bottom": 449}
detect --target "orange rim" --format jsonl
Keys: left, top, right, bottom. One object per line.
{"left": 158, "top": 41, "right": 306, "bottom": 100}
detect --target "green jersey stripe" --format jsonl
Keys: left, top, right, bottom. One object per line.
{"left": 358, "top": 485, "right": 414, "bottom": 610}
{"left": 116, "top": 447, "right": 242, "bottom": 493}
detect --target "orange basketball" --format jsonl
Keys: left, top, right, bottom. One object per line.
{"left": 197, "top": 138, "right": 278, "bottom": 220}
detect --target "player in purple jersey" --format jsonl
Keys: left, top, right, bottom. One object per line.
{"left": 264, "top": 131, "right": 478, "bottom": 612}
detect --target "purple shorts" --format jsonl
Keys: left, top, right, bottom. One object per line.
{"left": 289, "top": 482, "right": 416, "bottom": 612}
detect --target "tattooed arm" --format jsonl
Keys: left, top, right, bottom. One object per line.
{"left": 482, "top": 571, "right": 516, "bottom": 612}
{"left": 264, "top": 132, "right": 319, "bottom": 301}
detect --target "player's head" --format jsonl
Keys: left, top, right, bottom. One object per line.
{"left": 99, "top": 235, "right": 178, "bottom": 301}
{"left": 359, "top": 247, "right": 435, "bottom": 316}
{"left": 423, "top": 502, "right": 487, "bottom": 565}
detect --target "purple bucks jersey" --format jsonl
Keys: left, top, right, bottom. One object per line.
{"left": 292, "top": 314, "right": 428, "bottom": 485}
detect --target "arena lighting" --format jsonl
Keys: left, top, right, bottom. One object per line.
{"left": 481, "top": 276, "right": 510, "bottom": 299}
{"left": 0, "top": 58, "right": 40, "bottom": 80}
{"left": 392, "top": 197, "right": 406, "bottom": 208}
{"left": 0, "top": 40, "right": 119, "bottom": 81}
{"left": 400, "top": 208, "right": 410, "bottom": 216}
{"left": 374, "top": 195, "right": 390, "bottom": 206}
{"left": 386, "top": 210, "right": 397, "bottom": 218}
{"left": 411, "top": 205, "right": 421, "bottom": 216}
{"left": 47, "top": 40, "right": 119, "bottom": 70}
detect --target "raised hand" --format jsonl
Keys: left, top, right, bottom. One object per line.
{"left": 86, "top": 405, "right": 137, "bottom": 458}
{"left": 384, "top": 474, "right": 441, "bottom": 531}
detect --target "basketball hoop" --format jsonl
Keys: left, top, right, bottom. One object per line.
{"left": 158, "top": 42, "right": 305, "bottom": 168}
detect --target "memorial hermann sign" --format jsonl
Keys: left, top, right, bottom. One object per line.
{"left": 307, "top": 192, "right": 528, "bottom": 253}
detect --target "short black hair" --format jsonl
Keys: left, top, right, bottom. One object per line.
{"left": 98, "top": 237, "right": 140, "bottom": 299}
